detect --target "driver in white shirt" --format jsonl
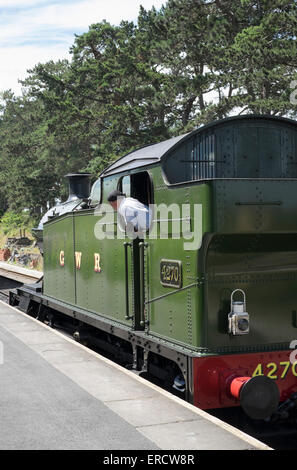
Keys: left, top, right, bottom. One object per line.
{"left": 107, "top": 190, "right": 151, "bottom": 233}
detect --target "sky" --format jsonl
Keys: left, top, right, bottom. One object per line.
{"left": 0, "top": 0, "right": 165, "bottom": 95}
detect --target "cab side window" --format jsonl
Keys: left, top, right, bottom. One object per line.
{"left": 89, "top": 179, "right": 101, "bottom": 205}
{"left": 118, "top": 171, "right": 153, "bottom": 207}
{"left": 119, "top": 175, "right": 131, "bottom": 197}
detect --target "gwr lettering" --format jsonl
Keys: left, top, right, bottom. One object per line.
{"left": 94, "top": 253, "right": 101, "bottom": 272}
{"left": 59, "top": 250, "right": 64, "bottom": 266}
{"left": 59, "top": 250, "right": 102, "bottom": 273}
{"left": 75, "top": 251, "right": 82, "bottom": 270}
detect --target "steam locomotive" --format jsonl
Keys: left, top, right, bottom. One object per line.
{"left": 10, "top": 114, "right": 297, "bottom": 422}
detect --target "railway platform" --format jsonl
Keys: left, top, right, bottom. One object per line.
{"left": 0, "top": 260, "right": 41, "bottom": 284}
{"left": 0, "top": 299, "right": 270, "bottom": 451}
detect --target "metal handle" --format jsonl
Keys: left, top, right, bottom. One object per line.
{"left": 124, "top": 242, "right": 132, "bottom": 320}
{"left": 231, "top": 289, "right": 246, "bottom": 308}
{"left": 139, "top": 242, "right": 147, "bottom": 327}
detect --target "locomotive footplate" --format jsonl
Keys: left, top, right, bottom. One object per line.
{"left": 10, "top": 285, "right": 297, "bottom": 421}
{"left": 9, "top": 285, "right": 197, "bottom": 404}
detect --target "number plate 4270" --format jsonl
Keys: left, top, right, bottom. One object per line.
{"left": 252, "top": 361, "right": 297, "bottom": 380}
{"left": 160, "top": 259, "right": 182, "bottom": 288}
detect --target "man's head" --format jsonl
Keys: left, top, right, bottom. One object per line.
{"left": 107, "top": 190, "right": 125, "bottom": 210}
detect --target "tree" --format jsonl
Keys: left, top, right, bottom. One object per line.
{"left": 0, "top": 90, "right": 62, "bottom": 214}
{"left": 228, "top": 0, "right": 297, "bottom": 116}
{"left": 0, "top": 0, "right": 296, "bottom": 215}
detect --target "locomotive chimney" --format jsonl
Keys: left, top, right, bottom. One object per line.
{"left": 64, "top": 173, "right": 92, "bottom": 202}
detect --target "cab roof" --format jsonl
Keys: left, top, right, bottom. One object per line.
{"left": 100, "top": 114, "right": 297, "bottom": 177}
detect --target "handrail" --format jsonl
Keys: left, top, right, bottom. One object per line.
{"left": 139, "top": 242, "right": 147, "bottom": 327}
{"left": 124, "top": 242, "right": 133, "bottom": 320}
{"left": 145, "top": 280, "right": 202, "bottom": 305}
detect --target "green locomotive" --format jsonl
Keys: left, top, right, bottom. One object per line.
{"left": 10, "top": 114, "right": 297, "bottom": 421}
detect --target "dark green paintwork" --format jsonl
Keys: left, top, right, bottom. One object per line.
{"left": 204, "top": 233, "right": 297, "bottom": 352}
{"left": 43, "top": 215, "right": 75, "bottom": 304}
{"left": 43, "top": 115, "right": 297, "bottom": 355}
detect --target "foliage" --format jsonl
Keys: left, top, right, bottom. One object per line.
{"left": 0, "top": 210, "right": 32, "bottom": 234}
{"left": 0, "top": 0, "right": 296, "bottom": 215}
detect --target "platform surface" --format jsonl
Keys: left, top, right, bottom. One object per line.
{"left": 0, "top": 261, "right": 41, "bottom": 284}
{"left": 0, "top": 300, "right": 271, "bottom": 450}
